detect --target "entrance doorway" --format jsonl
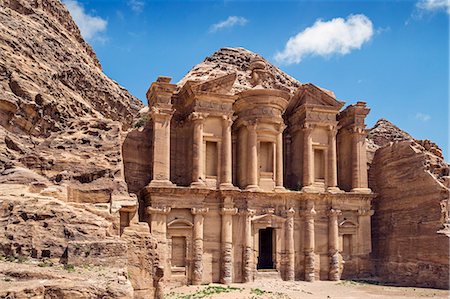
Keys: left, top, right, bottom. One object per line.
{"left": 257, "top": 228, "right": 275, "bottom": 269}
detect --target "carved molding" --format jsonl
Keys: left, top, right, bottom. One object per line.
{"left": 146, "top": 206, "right": 171, "bottom": 215}
{"left": 357, "top": 209, "right": 374, "bottom": 216}
{"left": 191, "top": 207, "right": 209, "bottom": 216}
{"left": 220, "top": 207, "right": 238, "bottom": 216}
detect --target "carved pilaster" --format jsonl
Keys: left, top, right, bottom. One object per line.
{"left": 302, "top": 124, "right": 314, "bottom": 190}
{"left": 327, "top": 209, "right": 342, "bottom": 281}
{"left": 302, "top": 205, "right": 316, "bottom": 282}
{"left": 242, "top": 208, "right": 256, "bottom": 282}
{"left": 246, "top": 121, "right": 259, "bottom": 191}
{"left": 284, "top": 207, "right": 295, "bottom": 281}
{"left": 149, "top": 106, "right": 175, "bottom": 187}
{"left": 191, "top": 207, "right": 209, "bottom": 285}
{"left": 190, "top": 112, "right": 207, "bottom": 187}
{"left": 327, "top": 125, "right": 340, "bottom": 192}
{"left": 220, "top": 115, "right": 234, "bottom": 189}
{"left": 220, "top": 207, "right": 238, "bottom": 284}
{"left": 275, "top": 123, "right": 286, "bottom": 191}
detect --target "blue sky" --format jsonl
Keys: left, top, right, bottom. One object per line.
{"left": 64, "top": 0, "right": 449, "bottom": 158}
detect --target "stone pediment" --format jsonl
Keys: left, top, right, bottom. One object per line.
{"left": 167, "top": 219, "right": 193, "bottom": 229}
{"left": 252, "top": 213, "right": 286, "bottom": 224}
{"left": 190, "top": 73, "right": 237, "bottom": 95}
{"left": 286, "top": 83, "right": 345, "bottom": 115}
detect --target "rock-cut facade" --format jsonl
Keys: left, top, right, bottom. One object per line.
{"left": 131, "top": 58, "right": 375, "bottom": 286}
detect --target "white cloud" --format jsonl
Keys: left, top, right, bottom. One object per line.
{"left": 128, "top": 0, "right": 145, "bottom": 13}
{"left": 274, "top": 14, "right": 374, "bottom": 65}
{"left": 415, "top": 112, "right": 431, "bottom": 122}
{"left": 63, "top": 0, "right": 107, "bottom": 41}
{"left": 209, "top": 16, "right": 248, "bottom": 33}
{"left": 416, "top": 0, "right": 450, "bottom": 14}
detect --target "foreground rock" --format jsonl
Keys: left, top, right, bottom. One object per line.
{"left": 0, "top": 259, "right": 133, "bottom": 298}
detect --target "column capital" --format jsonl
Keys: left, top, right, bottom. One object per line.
{"left": 146, "top": 206, "right": 171, "bottom": 215}
{"left": 300, "top": 207, "right": 317, "bottom": 219}
{"left": 192, "top": 207, "right": 209, "bottom": 216}
{"left": 327, "top": 124, "right": 339, "bottom": 135}
{"left": 244, "top": 119, "right": 258, "bottom": 129}
{"left": 221, "top": 114, "right": 234, "bottom": 125}
{"left": 150, "top": 106, "right": 174, "bottom": 123}
{"left": 189, "top": 111, "right": 208, "bottom": 122}
{"left": 302, "top": 123, "right": 315, "bottom": 132}
{"left": 358, "top": 209, "right": 374, "bottom": 216}
{"left": 283, "top": 207, "right": 296, "bottom": 218}
{"left": 221, "top": 207, "right": 238, "bottom": 216}
{"left": 240, "top": 208, "right": 257, "bottom": 217}
{"left": 327, "top": 209, "right": 342, "bottom": 217}
{"left": 276, "top": 122, "right": 287, "bottom": 133}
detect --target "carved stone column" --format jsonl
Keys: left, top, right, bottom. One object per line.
{"left": 246, "top": 121, "right": 259, "bottom": 191}
{"left": 220, "top": 115, "right": 233, "bottom": 189}
{"left": 327, "top": 209, "right": 342, "bottom": 281}
{"left": 149, "top": 107, "right": 175, "bottom": 187}
{"left": 351, "top": 127, "right": 370, "bottom": 193}
{"left": 191, "top": 207, "right": 209, "bottom": 285}
{"left": 285, "top": 208, "right": 295, "bottom": 281}
{"left": 302, "top": 125, "right": 314, "bottom": 190}
{"left": 191, "top": 113, "right": 206, "bottom": 187}
{"left": 327, "top": 126, "right": 340, "bottom": 192}
{"left": 220, "top": 207, "right": 238, "bottom": 284}
{"left": 243, "top": 209, "right": 256, "bottom": 282}
{"left": 275, "top": 124, "right": 286, "bottom": 191}
{"left": 303, "top": 205, "right": 316, "bottom": 282}
{"left": 146, "top": 206, "right": 171, "bottom": 276}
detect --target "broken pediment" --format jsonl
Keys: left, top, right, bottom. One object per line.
{"left": 190, "top": 73, "right": 237, "bottom": 95}
{"left": 286, "top": 83, "right": 345, "bottom": 116}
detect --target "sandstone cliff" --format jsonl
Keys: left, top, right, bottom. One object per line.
{"left": 0, "top": 1, "right": 162, "bottom": 297}
{"left": 367, "top": 119, "right": 450, "bottom": 289}
{"left": 0, "top": 0, "right": 149, "bottom": 199}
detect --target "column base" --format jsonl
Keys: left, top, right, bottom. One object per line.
{"left": 350, "top": 187, "right": 372, "bottom": 194}
{"left": 245, "top": 185, "right": 261, "bottom": 192}
{"left": 301, "top": 184, "right": 322, "bottom": 193}
{"left": 190, "top": 181, "right": 207, "bottom": 189}
{"left": 274, "top": 186, "right": 287, "bottom": 192}
{"left": 327, "top": 186, "right": 344, "bottom": 194}
{"left": 219, "top": 183, "right": 239, "bottom": 190}
{"left": 148, "top": 180, "right": 175, "bottom": 188}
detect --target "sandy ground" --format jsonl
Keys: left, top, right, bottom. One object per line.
{"left": 166, "top": 280, "right": 450, "bottom": 299}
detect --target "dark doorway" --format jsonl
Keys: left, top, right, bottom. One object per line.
{"left": 257, "top": 228, "right": 275, "bottom": 269}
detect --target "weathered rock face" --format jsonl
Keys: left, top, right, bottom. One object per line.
{"left": 0, "top": 0, "right": 142, "bottom": 136}
{"left": 0, "top": 0, "right": 144, "bottom": 198}
{"left": 0, "top": 193, "right": 113, "bottom": 259}
{"left": 368, "top": 120, "right": 450, "bottom": 289}
{"left": 0, "top": 259, "right": 134, "bottom": 298}
{"left": 178, "top": 47, "right": 302, "bottom": 94}
{"left": 0, "top": 1, "right": 161, "bottom": 297}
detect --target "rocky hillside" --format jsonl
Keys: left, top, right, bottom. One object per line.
{"left": 0, "top": 1, "right": 161, "bottom": 297}
{"left": 0, "top": 0, "right": 144, "bottom": 193}
{"left": 0, "top": 0, "right": 142, "bottom": 136}
{"left": 178, "top": 47, "right": 302, "bottom": 94}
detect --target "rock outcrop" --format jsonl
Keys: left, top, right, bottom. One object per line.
{"left": 368, "top": 120, "right": 450, "bottom": 289}
{"left": 178, "top": 47, "right": 302, "bottom": 94}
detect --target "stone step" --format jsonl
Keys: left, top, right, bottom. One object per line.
{"left": 255, "top": 270, "right": 282, "bottom": 280}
